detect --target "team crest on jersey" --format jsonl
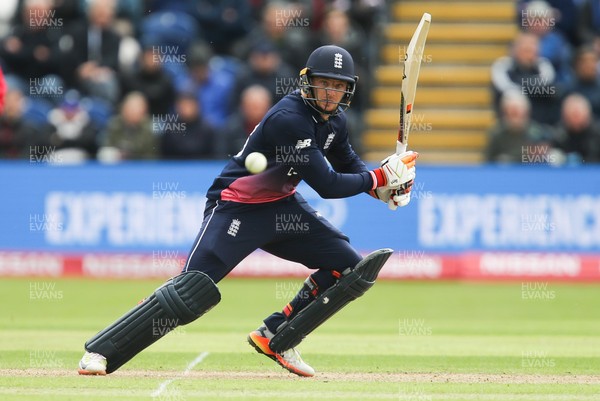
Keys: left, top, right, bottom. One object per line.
{"left": 323, "top": 132, "right": 335, "bottom": 150}
{"left": 334, "top": 53, "right": 343, "bottom": 69}
{"left": 227, "top": 219, "right": 241, "bottom": 237}
{"left": 295, "top": 139, "right": 312, "bottom": 149}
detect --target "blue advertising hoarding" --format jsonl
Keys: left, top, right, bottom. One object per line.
{"left": 0, "top": 161, "right": 599, "bottom": 254}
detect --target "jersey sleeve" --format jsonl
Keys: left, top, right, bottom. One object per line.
{"left": 263, "top": 110, "right": 374, "bottom": 198}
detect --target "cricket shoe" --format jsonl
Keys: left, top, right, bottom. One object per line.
{"left": 247, "top": 325, "right": 315, "bottom": 377}
{"left": 78, "top": 351, "right": 107, "bottom": 375}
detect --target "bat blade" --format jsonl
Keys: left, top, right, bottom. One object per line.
{"left": 397, "top": 12, "right": 431, "bottom": 155}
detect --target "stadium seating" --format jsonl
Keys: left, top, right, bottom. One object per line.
{"left": 364, "top": 0, "right": 517, "bottom": 163}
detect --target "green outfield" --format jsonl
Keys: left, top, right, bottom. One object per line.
{"left": 0, "top": 277, "right": 599, "bottom": 400}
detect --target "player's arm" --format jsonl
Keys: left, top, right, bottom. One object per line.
{"left": 326, "top": 126, "right": 417, "bottom": 206}
{"left": 265, "top": 111, "right": 412, "bottom": 198}
{"left": 325, "top": 126, "right": 369, "bottom": 174}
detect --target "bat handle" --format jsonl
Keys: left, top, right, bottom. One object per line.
{"left": 396, "top": 142, "right": 407, "bottom": 155}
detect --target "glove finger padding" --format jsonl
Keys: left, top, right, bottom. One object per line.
{"left": 387, "top": 190, "right": 411, "bottom": 210}
{"left": 399, "top": 152, "right": 418, "bottom": 169}
{"left": 397, "top": 179, "right": 414, "bottom": 195}
{"left": 393, "top": 193, "right": 411, "bottom": 207}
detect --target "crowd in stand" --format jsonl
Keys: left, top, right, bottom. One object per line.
{"left": 3, "top": 0, "right": 598, "bottom": 166}
{"left": 0, "top": 0, "right": 383, "bottom": 162}
{"left": 488, "top": 0, "right": 600, "bottom": 164}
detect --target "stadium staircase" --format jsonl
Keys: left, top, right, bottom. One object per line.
{"left": 363, "top": 1, "right": 518, "bottom": 163}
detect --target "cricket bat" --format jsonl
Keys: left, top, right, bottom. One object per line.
{"left": 397, "top": 13, "right": 431, "bottom": 155}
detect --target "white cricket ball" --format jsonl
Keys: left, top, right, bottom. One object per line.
{"left": 244, "top": 152, "right": 268, "bottom": 174}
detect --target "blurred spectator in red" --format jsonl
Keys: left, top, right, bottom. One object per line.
{"left": 47, "top": 90, "right": 98, "bottom": 162}
{"left": 218, "top": 84, "right": 272, "bottom": 158}
{"left": 99, "top": 91, "right": 156, "bottom": 161}
{"left": 0, "top": 66, "right": 5, "bottom": 114}
{"left": 486, "top": 89, "right": 553, "bottom": 163}
{"left": 161, "top": 92, "right": 215, "bottom": 159}
{"left": 518, "top": 0, "right": 573, "bottom": 83}
{"left": 553, "top": 94, "right": 600, "bottom": 163}
{"left": 0, "top": 86, "right": 52, "bottom": 158}
{"left": 58, "top": 0, "right": 122, "bottom": 103}
{"left": 230, "top": 41, "right": 294, "bottom": 108}
{"left": 120, "top": 44, "right": 176, "bottom": 116}
{"left": 566, "top": 46, "right": 600, "bottom": 120}
{"left": 233, "top": 1, "right": 311, "bottom": 71}
{"left": 0, "top": 87, "right": 29, "bottom": 158}
{"left": 0, "top": 0, "right": 61, "bottom": 81}
{"left": 194, "top": 0, "right": 253, "bottom": 55}
{"left": 179, "top": 41, "right": 235, "bottom": 129}
{"left": 491, "top": 32, "right": 561, "bottom": 125}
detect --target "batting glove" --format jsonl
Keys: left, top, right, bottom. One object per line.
{"left": 387, "top": 185, "right": 413, "bottom": 210}
{"left": 370, "top": 151, "right": 418, "bottom": 189}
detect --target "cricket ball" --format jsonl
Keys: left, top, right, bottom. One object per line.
{"left": 244, "top": 152, "right": 268, "bottom": 174}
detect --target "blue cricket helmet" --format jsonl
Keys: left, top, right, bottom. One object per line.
{"left": 299, "top": 45, "right": 358, "bottom": 115}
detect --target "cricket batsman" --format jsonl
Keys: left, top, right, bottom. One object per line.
{"left": 78, "top": 45, "right": 418, "bottom": 377}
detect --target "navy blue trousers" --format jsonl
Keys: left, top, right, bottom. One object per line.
{"left": 182, "top": 193, "right": 362, "bottom": 332}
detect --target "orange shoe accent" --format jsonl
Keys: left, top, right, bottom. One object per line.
{"left": 248, "top": 329, "right": 315, "bottom": 377}
{"left": 77, "top": 369, "right": 106, "bottom": 376}
{"left": 248, "top": 330, "right": 275, "bottom": 356}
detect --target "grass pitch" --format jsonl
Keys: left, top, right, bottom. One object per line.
{"left": 0, "top": 277, "right": 599, "bottom": 400}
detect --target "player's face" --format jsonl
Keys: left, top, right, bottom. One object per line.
{"left": 312, "top": 77, "right": 347, "bottom": 113}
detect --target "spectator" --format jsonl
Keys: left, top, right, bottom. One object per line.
{"left": 316, "top": 9, "right": 365, "bottom": 70}
{"left": 230, "top": 41, "right": 294, "bottom": 109}
{"left": 518, "top": 0, "right": 580, "bottom": 47}
{"left": 344, "top": 0, "right": 386, "bottom": 37}
{"left": 553, "top": 94, "right": 600, "bottom": 163}
{"left": 58, "top": 0, "right": 122, "bottom": 103}
{"left": 120, "top": 44, "right": 176, "bottom": 116}
{"left": 314, "top": 9, "right": 366, "bottom": 110}
{"left": 486, "top": 89, "right": 553, "bottom": 163}
{"left": 218, "top": 84, "right": 272, "bottom": 158}
{"left": 0, "top": 86, "right": 51, "bottom": 158}
{"left": 47, "top": 90, "right": 98, "bottom": 162}
{"left": 491, "top": 32, "right": 561, "bottom": 125}
{"left": 519, "top": 0, "right": 573, "bottom": 83}
{"left": 180, "top": 41, "right": 235, "bottom": 129}
{"left": 100, "top": 91, "right": 157, "bottom": 161}
{"left": 574, "top": 0, "right": 600, "bottom": 48}
{"left": 194, "top": 0, "right": 253, "bottom": 55}
{"left": 0, "top": 0, "right": 61, "bottom": 81}
{"left": 233, "top": 1, "right": 311, "bottom": 71}
{"left": 161, "top": 93, "right": 215, "bottom": 159}
{"left": 0, "top": 0, "right": 18, "bottom": 38}
{"left": 566, "top": 46, "right": 600, "bottom": 120}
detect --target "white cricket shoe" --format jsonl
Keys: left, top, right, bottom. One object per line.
{"left": 247, "top": 325, "right": 315, "bottom": 377}
{"left": 78, "top": 351, "right": 107, "bottom": 375}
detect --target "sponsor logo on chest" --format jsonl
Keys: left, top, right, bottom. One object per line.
{"left": 323, "top": 132, "right": 335, "bottom": 150}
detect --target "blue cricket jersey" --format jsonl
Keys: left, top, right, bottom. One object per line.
{"left": 206, "top": 90, "right": 374, "bottom": 203}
